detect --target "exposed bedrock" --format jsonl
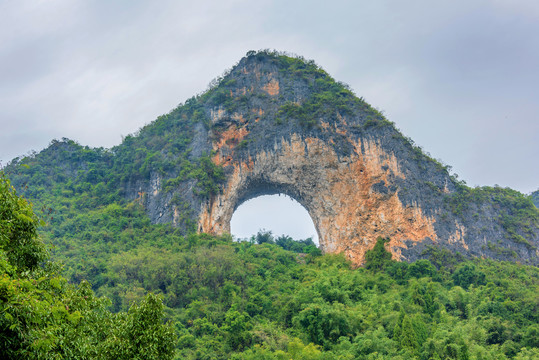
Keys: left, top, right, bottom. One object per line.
{"left": 130, "top": 51, "right": 538, "bottom": 266}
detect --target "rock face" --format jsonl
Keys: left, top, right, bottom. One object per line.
{"left": 200, "top": 133, "right": 440, "bottom": 265}
{"left": 174, "top": 51, "right": 537, "bottom": 265}
{"left": 7, "top": 51, "right": 539, "bottom": 266}
{"left": 532, "top": 190, "right": 539, "bottom": 209}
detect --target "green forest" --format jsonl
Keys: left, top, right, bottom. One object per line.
{"left": 1, "top": 51, "right": 538, "bottom": 359}
{"left": 0, "top": 172, "right": 175, "bottom": 359}
{"left": 1, "top": 171, "right": 538, "bottom": 359}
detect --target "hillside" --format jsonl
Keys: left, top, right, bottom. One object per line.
{"left": 0, "top": 172, "right": 176, "bottom": 359}
{"left": 2, "top": 170, "right": 539, "bottom": 359}
{"left": 5, "top": 50, "right": 538, "bottom": 266}
{"left": 3, "top": 49, "right": 539, "bottom": 358}
{"left": 532, "top": 190, "right": 539, "bottom": 209}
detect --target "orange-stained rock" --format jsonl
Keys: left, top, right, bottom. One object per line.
{"left": 199, "top": 133, "right": 437, "bottom": 266}
{"left": 262, "top": 78, "right": 280, "bottom": 96}
{"left": 135, "top": 51, "right": 539, "bottom": 266}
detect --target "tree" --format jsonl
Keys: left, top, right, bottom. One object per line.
{"left": 407, "top": 259, "right": 436, "bottom": 279}
{"left": 0, "top": 171, "right": 47, "bottom": 272}
{"left": 364, "top": 237, "right": 392, "bottom": 270}
{"left": 255, "top": 230, "right": 275, "bottom": 244}
{"left": 452, "top": 263, "right": 486, "bottom": 289}
{"left": 0, "top": 172, "right": 177, "bottom": 359}
{"left": 100, "top": 293, "right": 176, "bottom": 359}
{"left": 222, "top": 307, "right": 253, "bottom": 351}
{"left": 399, "top": 315, "right": 419, "bottom": 351}
{"left": 294, "top": 302, "right": 357, "bottom": 348}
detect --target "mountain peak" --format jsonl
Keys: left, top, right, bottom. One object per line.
{"left": 197, "top": 49, "right": 371, "bottom": 143}
{"left": 222, "top": 49, "right": 344, "bottom": 99}
{"left": 6, "top": 51, "right": 538, "bottom": 266}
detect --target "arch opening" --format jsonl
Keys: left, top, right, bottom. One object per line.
{"left": 230, "top": 194, "right": 319, "bottom": 246}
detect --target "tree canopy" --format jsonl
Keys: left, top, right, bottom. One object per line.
{"left": 0, "top": 172, "right": 175, "bottom": 359}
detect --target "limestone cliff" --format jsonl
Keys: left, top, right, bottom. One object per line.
{"left": 146, "top": 51, "right": 538, "bottom": 265}
{"left": 6, "top": 50, "right": 539, "bottom": 266}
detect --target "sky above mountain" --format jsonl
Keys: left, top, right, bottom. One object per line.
{"left": 1, "top": 1, "right": 538, "bottom": 238}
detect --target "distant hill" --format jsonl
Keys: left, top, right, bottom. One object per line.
{"left": 5, "top": 50, "right": 539, "bottom": 266}
{"left": 532, "top": 189, "right": 539, "bottom": 208}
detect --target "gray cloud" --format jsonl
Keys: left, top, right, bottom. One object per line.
{"left": 1, "top": 0, "right": 538, "bottom": 238}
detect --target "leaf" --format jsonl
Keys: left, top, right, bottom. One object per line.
{"left": 50, "top": 277, "right": 62, "bottom": 290}
{"left": 68, "top": 310, "right": 82, "bottom": 324}
{"left": 5, "top": 312, "right": 14, "bottom": 322}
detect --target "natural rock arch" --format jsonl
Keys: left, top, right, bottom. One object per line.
{"left": 230, "top": 193, "right": 319, "bottom": 242}
{"left": 198, "top": 134, "right": 438, "bottom": 265}
{"left": 130, "top": 50, "right": 537, "bottom": 266}
{"left": 3, "top": 51, "right": 538, "bottom": 268}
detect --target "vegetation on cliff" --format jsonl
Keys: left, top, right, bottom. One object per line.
{"left": 2, "top": 176, "right": 538, "bottom": 358}
{"left": 532, "top": 189, "right": 539, "bottom": 209}
{"left": 2, "top": 150, "right": 539, "bottom": 358}
{"left": 5, "top": 50, "right": 538, "bottom": 264}
{"left": 444, "top": 185, "right": 538, "bottom": 252}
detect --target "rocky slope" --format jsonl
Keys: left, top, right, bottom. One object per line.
{"left": 6, "top": 50, "right": 539, "bottom": 266}
{"left": 532, "top": 190, "right": 539, "bottom": 209}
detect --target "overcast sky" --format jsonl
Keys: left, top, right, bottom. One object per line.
{"left": 1, "top": 1, "right": 538, "bottom": 240}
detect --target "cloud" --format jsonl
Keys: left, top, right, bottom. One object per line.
{"left": 1, "top": 0, "right": 538, "bottom": 197}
